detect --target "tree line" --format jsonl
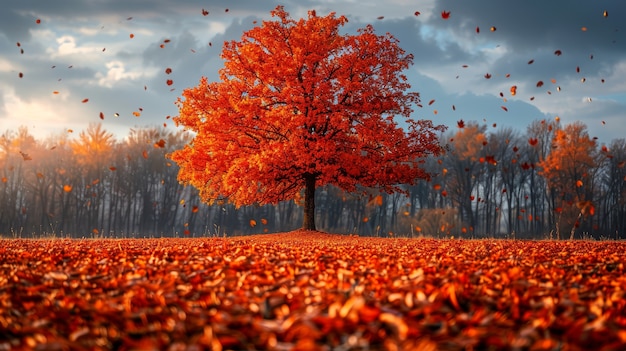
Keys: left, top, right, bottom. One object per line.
{"left": 1, "top": 120, "right": 625, "bottom": 239}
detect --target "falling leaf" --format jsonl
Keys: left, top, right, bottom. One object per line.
{"left": 428, "top": 99, "right": 435, "bottom": 105}
{"left": 99, "top": 112, "right": 105, "bottom": 120}
{"left": 165, "top": 68, "right": 172, "bottom": 74}
{"left": 581, "top": 26, "right": 587, "bottom": 32}
{"left": 476, "top": 26, "right": 480, "bottom": 33}
{"left": 527, "top": 59, "right": 534, "bottom": 64}
{"left": 603, "top": 10, "right": 608, "bottom": 18}
{"left": 484, "top": 73, "right": 492, "bottom": 79}
{"left": 441, "top": 11, "right": 450, "bottom": 19}
{"left": 202, "top": 8, "right": 209, "bottom": 16}
{"left": 490, "top": 26, "right": 496, "bottom": 31}
{"left": 536, "top": 81, "right": 544, "bottom": 87}
{"left": 142, "top": 150, "right": 149, "bottom": 159}
{"left": 576, "top": 180, "right": 583, "bottom": 187}
{"left": 510, "top": 86, "right": 517, "bottom": 96}
{"left": 377, "top": 16, "right": 384, "bottom": 20}
{"left": 457, "top": 119, "right": 465, "bottom": 128}
{"left": 63, "top": 185, "right": 72, "bottom": 192}
{"left": 20, "top": 151, "right": 32, "bottom": 161}
{"left": 130, "top": 33, "right": 135, "bottom": 39}
{"left": 414, "top": 11, "right": 421, "bottom": 16}
{"left": 109, "top": 166, "right": 117, "bottom": 171}
{"left": 133, "top": 111, "right": 141, "bottom": 117}
{"left": 249, "top": 219, "right": 257, "bottom": 227}
{"left": 36, "top": 19, "right": 41, "bottom": 24}
{"left": 166, "top": 79, "right": 174, "bottom": 86}
{"left": 82, "top": 98, "right": 89, "bottom": 103}
{"left": 18, "top": 72, "right": 23, "bottom": 78}
{"left": 528, "top": 138, "right": 538, "bottom": 146}
{"left": 501, "top": 106, "right": 508, "bottom": 112}
{"left": 154, "top": 139, "right": 166, "bottom": 148}
{"left": 554, "top": 49, "right": 562, "bottom": 56}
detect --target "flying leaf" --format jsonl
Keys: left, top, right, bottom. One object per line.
{"left": 441, "top": 11, "right": 451, "bottom": 19}
{"left": 20, "top": 151, "right": 32, "bottom": 161}
{"left": 63, "top": 185, "right": 72, "bottom": 192}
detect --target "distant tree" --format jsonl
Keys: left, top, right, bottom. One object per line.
{"left": 170, "top": 6, "right": 446, "bottom": 231}
{"left": 538, "top": 122, "right": 596, "bottom": 239}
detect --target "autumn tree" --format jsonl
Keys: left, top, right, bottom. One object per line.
{"left": 169, "top": 6, "right": 446, "bottom": 231}
{"left": 538, "top": 122, "right": 597, "bottom": 239}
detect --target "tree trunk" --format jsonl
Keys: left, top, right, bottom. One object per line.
{"left": 302, "top": 173, "right": 317, "bottom": 231}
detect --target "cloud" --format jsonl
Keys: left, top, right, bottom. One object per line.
{"left": 0, "top": 0, "right": 624, "bottom": 144}
{"left": 95, "top": 60, "right": 144, "bottom": 88}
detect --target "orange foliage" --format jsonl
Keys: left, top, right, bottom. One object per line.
{"left": 169, "top": 6, "right": 445, "bottom": 230}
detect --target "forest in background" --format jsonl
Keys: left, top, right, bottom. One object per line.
{"left": 1, "top": 118, "right": 625, "bottom": 239}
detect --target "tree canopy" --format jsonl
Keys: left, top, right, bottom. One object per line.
{"left": 169, "top": 6, "right": 446, "bottom": 231}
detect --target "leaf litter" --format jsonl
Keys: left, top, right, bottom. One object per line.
{"left": 1, "top": 231, "right": 625, "bottom": 350}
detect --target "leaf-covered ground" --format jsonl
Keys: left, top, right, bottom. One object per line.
{"left": 1, "top": 231, "right": 625, "bottom": 350}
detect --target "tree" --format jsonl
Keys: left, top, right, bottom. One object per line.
{"left": 538, "top": 122, "right": 597, "bottom": 239}
{"left": 169, "top": 6, "right": 446, "bottom": 231}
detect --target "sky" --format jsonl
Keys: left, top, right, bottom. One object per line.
{"left": 0, "top": 0, "right": 625, "bottom": 145}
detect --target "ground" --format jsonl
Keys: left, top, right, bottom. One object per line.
{"left": 1, "top": 230, "right": 625, "bottom": 350}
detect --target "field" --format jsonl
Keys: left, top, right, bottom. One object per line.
{"left": 1, "top": 231, "right": 625, "bottom": 351}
